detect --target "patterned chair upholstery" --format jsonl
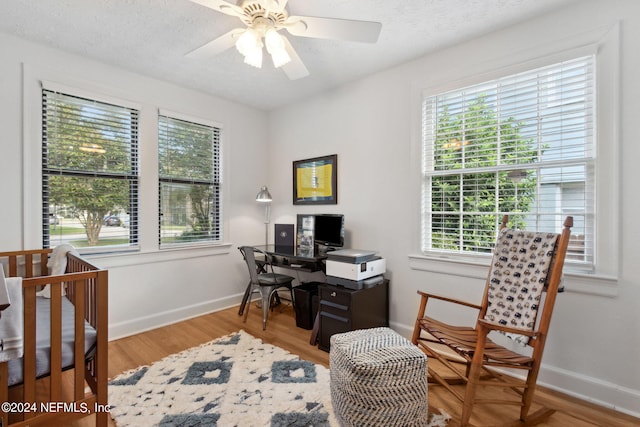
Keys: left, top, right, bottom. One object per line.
{"left": 485, "top": 229, "right": 559, "bottom": 334}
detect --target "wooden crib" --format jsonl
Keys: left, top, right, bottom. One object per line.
{"left": 0, "top": 249, "right": 108, "bottom": 427}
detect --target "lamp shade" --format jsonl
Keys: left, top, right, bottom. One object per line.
{"left": 256, "top": 185, "right": 272, "bottom": 202}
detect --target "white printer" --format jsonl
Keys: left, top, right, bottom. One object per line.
{"left": 325, "top": 249, "right": 386, "bottom": 289}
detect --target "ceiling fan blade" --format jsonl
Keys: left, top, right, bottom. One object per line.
{"left": 284, "top": 16, "right": 381, "bottom": 43}
{"left": 281, "top": 36, "right": 309, "bottom": 80}
{"left": 189, "top": 0, "right": 244, "bottom": 17}
{"left": 186, "top": 29, "right": 243, "bottom": 59}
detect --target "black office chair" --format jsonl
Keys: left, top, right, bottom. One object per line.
{"left": 239, "top": 246, "right": 296, "bottom": 330}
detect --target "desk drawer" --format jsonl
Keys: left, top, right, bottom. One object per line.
{"left": 319, "top": 311, "right": 351, "bottom": 351}
{"left": 319, "top": 286, "right": 351, "bottom": 307}
{"left": 319, "top": 298, "right": 348, "bottom": 318}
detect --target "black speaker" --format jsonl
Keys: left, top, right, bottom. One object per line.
{"left": 274, "top": 224, "right": 295, "bottom": 249}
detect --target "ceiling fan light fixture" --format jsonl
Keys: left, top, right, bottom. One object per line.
{"left": 264, "top": 28, "right": 290, "bottom": 67}
{"left": 243, "top": 46, "right": 263, "bottom": 68}
{"left": 270, "top": 47, "right": 290, "bottom": 68}
{"left": 235, "top": 28, "right": 260, "bottom": 56}
{"left": 264, "top": 28, "right": 283, "bottom": 53}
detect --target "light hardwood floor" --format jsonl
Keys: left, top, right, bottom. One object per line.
{"left": 68, "top": 303, "right": 637, "bottom": 427}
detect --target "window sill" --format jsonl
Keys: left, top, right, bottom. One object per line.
{"left": 87, "top": 243, "right": 233, "bottom": 269}
{"left": 408, "top": 253, "right": 618, "bottom": 298}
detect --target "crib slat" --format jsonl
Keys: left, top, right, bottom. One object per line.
{"left": 8, "top": 256, "right": 17, "bottom": 277}
{"left": 22, "top": 285, "right": 37, "bottom": 421}
{"left": 74, "top": 281, "right": 86, "bottom": 400}
{"left": 50, "top": 284, "right": 63, "bottom": 402}
{"left": 24, "top": 254, "right": 33, "bottom": 279}
{"left": 40, "top": 252, "right": 49, "bottom": 277}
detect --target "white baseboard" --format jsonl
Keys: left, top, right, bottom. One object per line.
{"left": 108, "top": 293, "right": 244, "bottom": 341}
{"left": 390, "top": 321, "right": 640, "bottom": 419}
{"left": 537, "top": 364, "right": 640, "bottom": 419}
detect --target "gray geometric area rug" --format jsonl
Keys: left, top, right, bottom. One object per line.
{"left": 109, "top": 330, "right": 450, "bottom": 426}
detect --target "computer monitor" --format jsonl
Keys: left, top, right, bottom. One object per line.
{"left": 313, "top": 214, "right": 344, "bottom": 248}
{"left": 297, "top": 214, "right": 345, "bottom": 250}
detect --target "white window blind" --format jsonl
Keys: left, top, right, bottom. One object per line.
{"left": 42, "top": 89, "right": 139, "bottom": 251}
{"left": 422, "top": 56, "right": 595, "bottom": 269}
{"left": 158, "top": 114, "right": 222, "bottom": 247}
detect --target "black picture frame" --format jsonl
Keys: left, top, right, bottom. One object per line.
{"left": 293, "top": 154, "right": 338, "bottom": 205}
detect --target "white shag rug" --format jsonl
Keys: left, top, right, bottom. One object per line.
{"left": 108, "top": 330, "right": 450, "bottom": 426}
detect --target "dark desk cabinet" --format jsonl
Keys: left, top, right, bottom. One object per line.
{"left": 318, "top": 280, "right": 389, "bottom": 352}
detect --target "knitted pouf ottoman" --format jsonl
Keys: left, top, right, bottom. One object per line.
{"left": 330, "top": 327, "right": 428, "bottom": 427}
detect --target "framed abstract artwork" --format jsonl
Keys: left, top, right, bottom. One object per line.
{"left": 292, "top": 154, "right": 338, "bottom": 205}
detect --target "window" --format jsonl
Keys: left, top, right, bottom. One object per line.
{"left": 42, "top": 88, "right": 139, "bottom": 251}
{"left": 422, "top": 56, "right": 594, "bottom": 270}
{"left": 158, "top": 113, "right": 222, "bottom": 247}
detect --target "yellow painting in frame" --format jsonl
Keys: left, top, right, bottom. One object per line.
{"left": 293, "top": 154, "right": 337, "bottom": 205}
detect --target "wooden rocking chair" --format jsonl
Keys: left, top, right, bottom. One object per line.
{"left": 412, "top": 215, "right": 573, "bottom": 426}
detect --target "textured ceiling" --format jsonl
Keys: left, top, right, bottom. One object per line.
{"left": 0, "top": 0, "right": 576, "bottom": 110}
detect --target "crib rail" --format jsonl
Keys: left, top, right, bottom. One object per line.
{"left": 0, "top": 249, "right": 108, "bottom": 427}
{"left": 0, "top": 249, "right": 51, "bottom": 279}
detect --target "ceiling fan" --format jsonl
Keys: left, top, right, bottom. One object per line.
{"left": 186, "top": 0, "right": 382, "bottom": 80}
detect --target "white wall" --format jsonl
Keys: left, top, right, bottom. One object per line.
{"left": 0, "top": 33, "right": 270, "bottom": 339}
{"left": 268, "top": 0, "right": 640, "bottom": 417}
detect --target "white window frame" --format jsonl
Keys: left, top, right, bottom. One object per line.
{"left": 22, "top": 78, "right": 142, "bottom": 255}
{"left": 421, "top": 56, "right": 595, "bottom": 271}
{"left": 157, "top": 109, "right": 224, "bottom": 249}
{"left": 410, "top": 26, "right": 620, "bottom": 296}
{"left": 41, "top": 84, "right": 140, "bottom": 253}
